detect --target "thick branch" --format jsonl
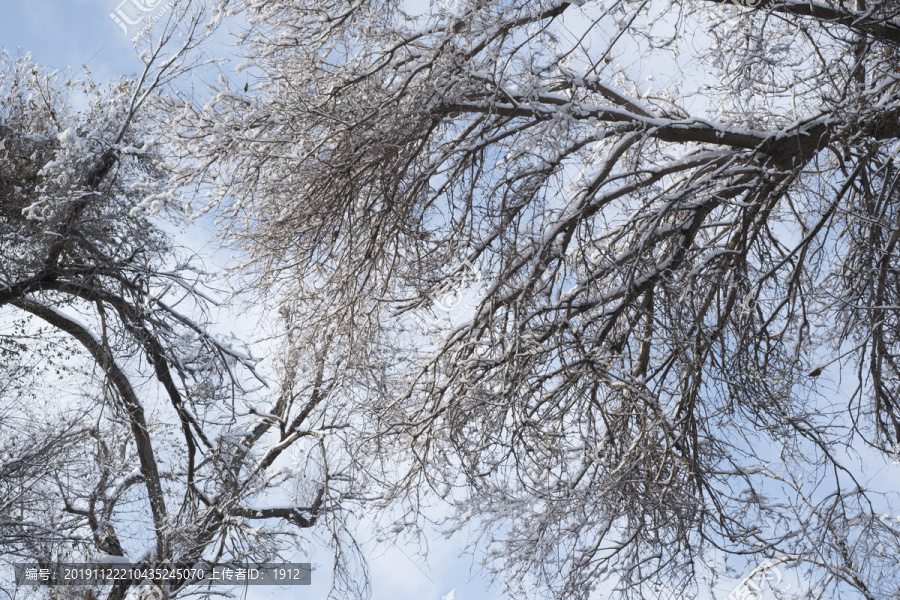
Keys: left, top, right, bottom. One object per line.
{"left": 229, "top": 489, "right": 325, "bottom": 529}
{"left": 10, "top": 298, "right": 169, "bottom": 561}
{"left": 704, "top": 0, "right": 900, "bottom": 47}
{"left": 438, "top": 101, "right": 834, "bottom": 164}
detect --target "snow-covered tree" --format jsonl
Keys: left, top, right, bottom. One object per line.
{"left": 0, "top": 9, "right": 367, "bottom": 600}
{"left": 164, "top": 0, "right": 900, "bottom": 598}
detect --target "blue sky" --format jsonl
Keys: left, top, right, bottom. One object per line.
{"left": 0, "top": 0, "right": 140, "bottom": 82}
{"left": 7, "top": 3, "right": 882, "bottom": 600}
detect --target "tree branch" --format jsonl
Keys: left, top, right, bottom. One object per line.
{"left": 10, "top": 298, "right": 169, "bottom": 561}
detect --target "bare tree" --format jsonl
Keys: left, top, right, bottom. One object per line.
{"left": 162, "top": 0, "right": 900, "bottom": 598}
{"left": 0, "top": 7, "right": 366, "bottom": 600}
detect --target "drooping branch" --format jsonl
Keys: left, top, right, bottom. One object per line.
{"left": 10, "top": 298, "right": 169, "bottom": 562}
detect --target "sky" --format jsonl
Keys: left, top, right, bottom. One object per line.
{"left": 0, "top": 1, "right": 497, "bottom": 599}
{"left": 6, "top": 2, "right": 897, "bottom": 600}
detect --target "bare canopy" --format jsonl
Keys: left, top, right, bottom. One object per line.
{"left": 158, "top": 0, "right": 900, "bottom": 597}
